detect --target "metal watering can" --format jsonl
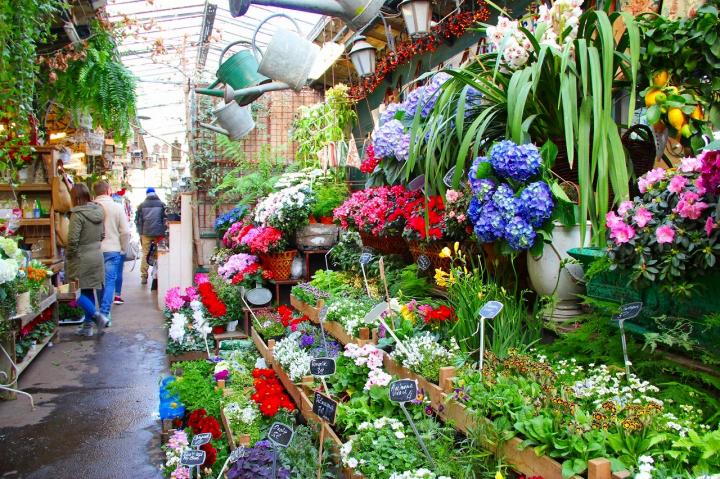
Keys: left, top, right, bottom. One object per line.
{"left": 197, "top": 41, "right": 269, "bottom": 105}
{"left": 252, "top": 13, "right": 320, "bottom": 91}
{"left": 200, "top": 101, "right": 255, "bottom": 141}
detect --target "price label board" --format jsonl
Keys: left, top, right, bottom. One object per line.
{"left": 359, "top": 251, "right": 374, "bottom": 265}
{"left": 612, "top": 302, "right": 643, "bottom": 324}
{"left": 417, "top": 254, "right": 431, "bottom": 271}
{"left": 268, "top": 422, "right": 294, "bottom": 448}
{"left": 389, "top": 379, "right": 418, "bottom": 403}
{"left": 310, "top": 357, "right": 336, "bottom": 377}
{"left": 180, "top": 449, "right": 206, "bottom": 467}
{"left": 191, "top": 432, "right": 212, "bottom": 448}
{"left": 408, "top": 175, "right": 425, "bottom": 192}
{"left": 228, "top": 447, "right": 245, "bottom": 463}
{"left": 312, "top": 392, "right": 338, "bottom": 424}
{"left": 479, "top": 301, "right": 504, "bottom": 319}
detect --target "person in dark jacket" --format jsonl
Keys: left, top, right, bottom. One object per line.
{"left": 135, "top": 187, "right": 166, "bottom": 284}
{"left": 66, "top": 184, "right": 110, "bottom": 337}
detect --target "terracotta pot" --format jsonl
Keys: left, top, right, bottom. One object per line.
{"left": 212, "top": 325, "right": 226, "bottom": 334}
{"left": 319, "top": 216, "right": 334, "bottom": 225}
{"left": 308, "top": 215, "right": 318, "bottom": 224}
{"left": 260, "top": 250, "right": 297, "bottom": 280}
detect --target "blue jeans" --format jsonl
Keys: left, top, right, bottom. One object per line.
{"left": 78, "top": 289, "right": 98, "bottom": 324}
{"left": 100, "top": 252, "right": 124, "bottom": 316}
{"left": 115, "top": 254, "right": 126, "bottom": 295}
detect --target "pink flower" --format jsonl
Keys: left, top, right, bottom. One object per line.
{"left": 456, "top": 214, "right": 466, "bottom": 222}
{"left": 695, "top": 176, "right": 707, "bottom": 195}
{"left": 446, "top": 189, "right": 461, "bottom": 203}
{"left": 656, "top": 225, "right": 675, "bottom": 244}
{"left": 680, "top": 156, "right": 702, "bottom": 173}
{"left": 164, "top": 287, "right": 186, "bottom": 312}
{"left": 606, "top": 211, "right": 625, "bottom": 229}
{"left": 668, "top": 175, "right": 688, "bottom": 194}
{"left": 632, "top": 208, "right": 653, "bottom": 228}
{"left": 618, "top": 200, "right": 634, "bottom": 216}
{"left": 706, "top": 216, "right": 715, "bottom": 237}
{"left": 674, "top": 191, "right": 709, "bottom": 220}
{"left": 194, "top": 273, "right": 209, "bottom": 285}
{"left": 610, "top": 223, "right": 636, "bottom": 244}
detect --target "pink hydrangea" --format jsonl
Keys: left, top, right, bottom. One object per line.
{"left": 673, "top": 191, "right": 709, "bottom": 220}
{"left": 633, "top": 208, "right": 653, "bottom": 228}
{"left": 610, "top": 223, "right": 636, "bottom": 244}
{"left": 656, "top": 225, "right": 675, "bottom": 244}
{"left": 164, "top": 287, "right": 186, "bottom": 312}
{"left": 668, "top": 175, "right": 688, "bottom": 194}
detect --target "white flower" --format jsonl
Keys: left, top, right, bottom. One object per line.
{"left": 0, "top": 258, "right": 19, "bottom": 284}
{"left": 347, "top": 458, "right": 358, "bottom": 468}
{"left": 169, "top": 313, "right": 187, "bottom": 343}
{"left": 394, "top": 430, "right": 405, "bottom": 439}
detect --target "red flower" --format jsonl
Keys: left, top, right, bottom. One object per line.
{"left": 188, "top": 409, "right": 207, "bottom": 430}
{"left": 250, "top": 368, "right": 296, "bottom": 417}
{"left": 360, "top": 144, "right": 380, "bottom": 174}
{"left": 277, "top": 305, "right": 294, "bottom": 327}
{"left": 200, "top": 442, "right": 217, "bottom": 466}
{"left": 198, "top": 282, "right": 227, "bottom": 318}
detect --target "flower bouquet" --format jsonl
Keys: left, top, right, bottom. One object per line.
{"left": 467, "top": 140, "right": 564, "bottom": 255}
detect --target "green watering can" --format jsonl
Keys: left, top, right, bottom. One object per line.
{"left": 198, "top": 40, "right": 269, "bottom": 105}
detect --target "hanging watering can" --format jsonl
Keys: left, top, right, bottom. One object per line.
{"left": 204, "top": 41, "right": 270, "bottom": 105}
{"left": 252, "top": 13, "right": 320, "bottom": 91}
{"left": 200, "top": 101, "right": 255, "bottom": 141}
{"left": 195, "top": 81, "right": 292, "bottom": 105}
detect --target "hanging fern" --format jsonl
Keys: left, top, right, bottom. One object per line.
{"left": 39, "top": 20, "right": 136, "bottom": 145}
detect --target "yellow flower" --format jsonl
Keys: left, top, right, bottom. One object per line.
{"left": 495, "top": 472, "right": 504, "bottom": 479}
{"left": 400, "top": 305, "right": 415, "bottom": 324}
{"left": 454, "top": 241, "right": 460, "bottom": 253}
{"left": 434, "top": 269, "right": 449, "bottom": 287}
{"left": 439, "top": 247, "right": 452, "bottom": 259}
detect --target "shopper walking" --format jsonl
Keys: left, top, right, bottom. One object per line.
{"left": 112, "top": 189, "right": 132, "bottom": 305}
{"left": 135, "top": 187, "right": 166, "bottom": 285}
{"left": 94, "top": 181, "right": 130, "bottom": 326}
{"left": 66, "top": 184, "right": 110, "bottom": 337}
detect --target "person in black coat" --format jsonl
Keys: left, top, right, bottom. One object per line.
{"left": 135, "top": 187, "right": 166, "bottom": 285}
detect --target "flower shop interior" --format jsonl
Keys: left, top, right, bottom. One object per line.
{"left": 1, "top": 0, "right": 720, "bottom": 478}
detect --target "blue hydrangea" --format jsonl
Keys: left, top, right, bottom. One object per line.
{"left": 489, "top": 140, "right": 542, "bottom": 182}
{"left": 420, "top": 72, "right": 450, "bottom": 117}
{"left": 473, "top": 201, "right": 504, "bottom": 243}
{"left": 394, "top": 133, "right": 411, "bottom": 162}
{"left": 403, "top": 87, "right": 424, "bottom": 119}
{"left": 492, "top": 183, "right": 520, "bottom": 220}
{"left": 380, "top": 102, "right": 404, "bottom": 125}
{"left": 504, "top": 215, "right": 536, "bottom": 250}
{"left": 519, "top": 181, "right": 554, "bottom": 227}
{"left": 468, "top": 196, "right": 482, "bottom": 224}
{"left": 372, "top": 119, "right": 405, "bottom": 159}
{"left": 474, "top": 179, "right": 496, "bottom": 203}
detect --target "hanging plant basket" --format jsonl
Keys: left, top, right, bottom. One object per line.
{"left": 359, "top": 232, "right": 410, "bottom": 258}
{"left": 407, "top": 240, "right": 454, "bottom": 272}
{"left": 260, "top": 250, "right": 297, "bottom": 281}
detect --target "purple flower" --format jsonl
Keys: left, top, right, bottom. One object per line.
{"left": 300, "top": 334, "right": 315, "bottom": 348}
{"left": 469, "top": 156, "right": 494, "bottom": 194}
{"left": 492, "top": 183, "right": 520, "bottom": 220}
{"left": 403, "top": 87, "right": 424, "bottom": 119}
{"left": 468, "top": 196, "right": 482, "bottom": 224}
{"left": 489, "top": 140, "right": 542, "bottom": 182}
{"left": 420, "top": 72, "right": 450, "bottom": 117}
{"left": 474, "top": 201, "right": 504, "bottom": 242}
{"left": 372, "top": 119, "right": 407, "bottom": 160}
{"left": 380, "top": 102, "right": 404, "bottom": 125}
{"left": 395, "top": 133, "right": 411, "bottom": 162}
{"left": 453, "top": 387, "right": 469, "bottom": 403}
{"left": 465, "top": 87, "right": 483, "bottom": 118}
{"left": 504, "top": 215, "right": 536, "bottom": 250}
{"left": 519, "top": 181, "right": 554, "bottom": 227}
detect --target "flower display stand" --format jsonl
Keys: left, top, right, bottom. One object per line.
{"left": 290, "top": 294, "right": 322, "bottom": 321}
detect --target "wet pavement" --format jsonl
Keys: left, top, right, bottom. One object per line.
{"left": 0, "top": 265, "right": 167, "bottom": 478}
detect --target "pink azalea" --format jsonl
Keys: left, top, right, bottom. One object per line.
{"left": 194, "top": 273, "right": 209, "bottom": 285}
{"left": 695, "top": 176, "right": 707, "bottom": 195}
{"left": 674, "top": 191, "right": 709, "bottom": 220}
{"left": 706, "top": 216, "right": 715, "bottom": 237}
{"left": 644, "top": 167, "right": 667, "bottom": 187}
{"left": 606, "top": 211, "right": 625, "bottom": 229}
{"left": 668, "top": 175, "right": 688, "bottom": 194}
{"left": 610, "top": 223, "right": 636, "bottom": 244}
{"left": 656, "top": 225, "right": 675, "bottom": 244}
{"left": 632, "top": 208, "right": 653, "bottom": 228}
{"left": 617, "top": 200, "right": 634, "bottom": 216}
{"left": 638, "top": 177, "right": 649, "bottom": 193}
{"left": 680, "top": 156, "right": 702, "bottom": 173}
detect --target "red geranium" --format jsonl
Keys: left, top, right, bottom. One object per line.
{"left": 198, "top": 282, "right": 227, "bottom": 318}
{"left": 360, "top": 144, "right": 379, "bottom": 174}
{"left": 188, "top": 408, "right": 207, "bottom": 430}
{"left": 188, "top": 408, "right": 222, "bottom": 439}
{"left": 402, "top": 195, "right": 446, "bottom": 241}
{"left": 200, "top": 442, "right": 217, "bottom": 466}
{"left": 250, "top": 368, "right": 296, "bottom": 417}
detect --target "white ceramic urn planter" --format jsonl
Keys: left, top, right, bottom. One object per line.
{"left": 527, "top": 223, "right": 590, "bottom": 324}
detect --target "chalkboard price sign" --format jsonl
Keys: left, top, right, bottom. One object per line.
{"left": 313, "top": 392, "right": 338, "bottom": 424}
{"left": 229, "top": 447, "right": 245, "bottom": 463}
{"left": 479, "top": 301, "right": 504, "bottom": 319}
{"left": 389, "top": 379, "right": 418, "bottom": 403}
{"left": 417, "top": 254, "right": 431, "bottom": 271}
{"left": 359, "top": 251, "right": 374, "bottom": 265}
{"left": 191, "top": 432, "right": 212, "bottom": 447}
{"left": 408, "top": 175, "right": 425, "bottom": 192}
{"left": 443, "top": 167, "right": 464, "bottom": 188}
{"left": 613, "top": 302, "right": 643, "bottom": 323}
{"left": 180, "top": 449, "right": 206, "bottom": 467}
{"left": 310, "top": 357, "right": 336, "bottom": 377}
{"left": 268, "top": 422, "right": 294, "bottom": 448}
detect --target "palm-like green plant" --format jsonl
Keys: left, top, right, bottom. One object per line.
{"left": 406, "top": 9, "right": 640, "bottom": 247}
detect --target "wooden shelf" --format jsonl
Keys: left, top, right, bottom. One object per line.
{"left": 12, "top": 292, "right": 57, "bottom": 328}
{"left": 15, "top": 327, "right": 58, "bottom": 377}
{"left": 0, "top": 184, "right": 52, "bottom": 192}
{"left": 19, "top": 218, "right": 51, "bottom": 226}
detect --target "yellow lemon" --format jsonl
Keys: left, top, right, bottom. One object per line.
{"left": 667, "top": 107, "right": 686, "bottom": 130}
{"left": 681, "top": 124, "right": 692, "bottom": 138}
{"left": 645, "top": 88, "right": 662, "bottom": 107}
{"left": 691, "top": 104, "right": 704, "bottom": 120}
{"left": 652, "top": 70, "right": 669, "bottom": 87}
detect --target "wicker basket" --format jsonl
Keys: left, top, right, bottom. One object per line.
{"left": 359, "top": 232, "right": 411, "bottom": 258}
{"left": 260, "top": 250, "right": 297, "bottom": 281}
{"left": 622, "top": 124, "right": 656, "bottom": 178}
{"left": 407, "top": 240, "right": 453, "bottom": 272}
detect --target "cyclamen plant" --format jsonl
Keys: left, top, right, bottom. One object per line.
{"left": 467, "top": 140, "right": 558, "bottom": 253}
{"left": 333, "top": 186, "right": 421, "bottom": 237}
{"left": 606, "top": 152, "right": 720, "bottom": 284}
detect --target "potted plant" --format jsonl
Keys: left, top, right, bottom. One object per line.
{"left": 0, "top": 237, "right": 22, "bottom": 328}
{"left": 311, "top": 182, "right": 348, "bottom": 224}
{"left": 18, "top": 260, "right": 50, "bottom": 314}
{"left": 214, "top": 205, "right": 248, "bottom": 237}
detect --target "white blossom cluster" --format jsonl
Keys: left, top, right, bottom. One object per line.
{"left": 568, "top": 362, "right": 662, "bottom": 408}
{"left": 390, "top": 333, "right": 458, "bottom": 373}
{"left": 327, "top": 297, "right": 374, "bottom": 336}
{"left": 190, "top": 300, "right": 212, "bottom": 336}
{"left": 273, "top": 332, "right": 312, "bottom": 381}
{"left": 253, "top": 184, "right": 314, "bottom": 226}
{"left": 273, "top": 168, "right": 324, "bottom": 189}
{"left": 224, "top": 401, "right": 259, "bottom": 425}
{"left": 389, "top": 470, "right": 451, "bottom": 479}
{"left": 341, "top": 417, "right": 407, "bottom": 470}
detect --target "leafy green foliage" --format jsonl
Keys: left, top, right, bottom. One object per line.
{"left": 166, "top": 360, "right": 223, "bottom": 418}
{"left": 311, "top": 182, "right": 349, "bottom": 218}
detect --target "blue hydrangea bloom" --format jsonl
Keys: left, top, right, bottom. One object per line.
{"left": 372, "top": 119, "right": 405, "bottom": 159}
{"left": 468, "top": 196, "right": 482, "bottom": 224}
{"left": 473, "top": 201, "right": 504, "bottom": 243}
{"left": 469, "top": 156, "right": 490, "bottom": 191}
{"left": 489, "top": 140, "right": 542, "bottom": 182}
{"left": 492, "top": 183, "right": 520, "bottom": 220}
{"left": 519, "top": 181, "right": 554, "bottom": 227}
{"left": 394, "top": 133, "right": 411, "bottom": 162}
{"left": 380, "top": 102, "right": 404, "bottom": 125}
{"left": 420, "top": 72, "right": 450, "bottom": 117}
{"left": 403, "top": 87, "right": 424, "bottom": 119}
{"left": 504, "top": 215, "right": 536, "bottom": 250}
{"left": 474, "top": 179, "right": 496, "bottom": 203}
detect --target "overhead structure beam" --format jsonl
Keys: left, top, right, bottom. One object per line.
{"left": 196, "top": 2, "right": 218, "bottom": 70}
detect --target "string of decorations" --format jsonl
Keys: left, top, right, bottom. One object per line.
{"left": 348, "top": 6, "right": 491, "bottom": 101}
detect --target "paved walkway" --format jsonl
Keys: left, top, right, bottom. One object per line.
{"left": 0, "top": 265, "right": 167, "bottom": 478}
